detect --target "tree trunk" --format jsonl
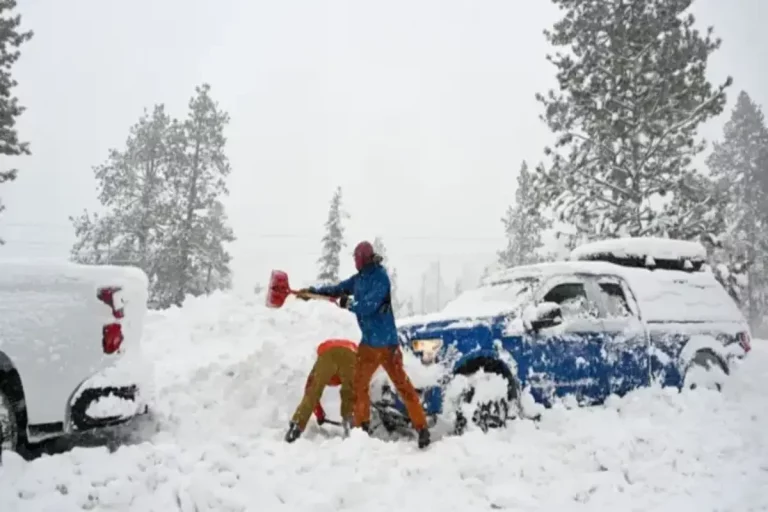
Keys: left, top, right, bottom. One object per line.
{"left": 176, "top": 137, "right": 201, "bottom": 306}
{"left": 138, "top": 143, "right": 157, "bottom": 272}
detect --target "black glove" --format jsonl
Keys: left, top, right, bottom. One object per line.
{"left": 339, "top": 294, "right": 352, "bottom": 310}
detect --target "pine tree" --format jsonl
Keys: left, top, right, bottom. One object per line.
{"left": 70, "top": 85, "right": 235, "bottom": 309}
{"left": 373, "top": 236, "right": 400, "bottom": 313}
{"left": 0, "top": 0, "right": 33, "bottom": 241}
{"left": 317, "top": 186, "right": 347, "bottom": 284}
{"left": 167, "top": 84, "right": 235, "bottom": 306}
{"left": 498, "top": 161, "right": 550, "bottom": 267}
{"left": 706, "top": 91, "right": 768, "bottom": 330}
{"left": 70, "top": 105, "right": 175, "bottom": 305}
{"left": 196, "top": 200, "right": 235, "bottom": 294}
{"left": 530, "top": 0, "right": 732, "bottom": 242}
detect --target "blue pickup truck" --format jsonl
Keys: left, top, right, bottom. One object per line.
{"left": 371, "top": 237, "right": 752, "bottom": 435}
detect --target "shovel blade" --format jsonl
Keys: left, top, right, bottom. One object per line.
{"left": 266, "top": 270, "right": 291, "bottom": 308}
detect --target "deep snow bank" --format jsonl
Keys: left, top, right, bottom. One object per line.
{"left": 2, "top": 292, "right": 768, "bottom": 512}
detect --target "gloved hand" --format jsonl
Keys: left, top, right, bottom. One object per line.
{"left": 338, "top": 294, "right": 354, "bottom": 310}
{"left": 295, "top": 288, "right": 312, "bottom": 301}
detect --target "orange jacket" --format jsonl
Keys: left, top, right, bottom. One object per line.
{"left": 305, "top": 339, "right": 358, "bottom": 421}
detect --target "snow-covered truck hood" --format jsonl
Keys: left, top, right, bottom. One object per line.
{"left": 397, "top": 304, "right": 513, "bottom": 332}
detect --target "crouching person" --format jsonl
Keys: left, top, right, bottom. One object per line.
{"left": 285, "top": 339, "right": 357, "bottom": 443}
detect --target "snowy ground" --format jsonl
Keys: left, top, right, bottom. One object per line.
{"left": 2, "top": 292, "right": 768, "bottom": 511}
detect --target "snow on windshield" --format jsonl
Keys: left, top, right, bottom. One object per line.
{"left": 439, "top": 277, "right": 539, "bottom": 318}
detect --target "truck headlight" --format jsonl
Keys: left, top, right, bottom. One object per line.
{"left": 412, "top": 338, "right": 443, "bottom": 364}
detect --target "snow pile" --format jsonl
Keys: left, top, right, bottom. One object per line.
{"left": 2, "top": 291, "right": 768, "bottom": 511}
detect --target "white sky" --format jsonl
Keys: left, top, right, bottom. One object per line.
{"left": 2, "top": 0, "right": 766, "bottom": 302}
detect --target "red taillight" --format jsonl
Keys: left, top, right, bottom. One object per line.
{"left": 738, "top": 331, "right": 752, "bottom": 353}
{"left": 97, "top": 287, "right": 124, "bottom": 318}
{"left": 98, "top": 287, "right": 125, "bottom": 354}
{"left": 102, "top": 323, "right": 123, "bottom": 354}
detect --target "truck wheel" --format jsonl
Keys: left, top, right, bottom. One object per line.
{"left": 683, "top": 350, "right": 729, "bottom": 392}
{"left": 0, "top": 389, "right": 19, "bottom": 458}
{"left": 453, "top": 363, "right": 518, "bottom": 435}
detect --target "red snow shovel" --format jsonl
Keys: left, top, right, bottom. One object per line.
{"left": 265, "top": 270, "right": 337, "bottom": 309}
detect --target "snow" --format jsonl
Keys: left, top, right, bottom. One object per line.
{"left": 85, "top": 394, "right": 140, "bottom": 420}
{"left": 486, "top": 259, "right": 746, "bottom": 326}
{"left": 570, "top": 236, "right": 708, "bottom": 263}
{"left": 623, "top": 268, "right": 745, "bottom": 325}
{"left": 399, "top": 278, "right": 539, "bottom": 328}
{"left": 0, "top": 258, "right": 150, "bottom": 426}
{"left": 522, "top": 301, "right": 562, "bottom": 330}
{"left": 0, "top": 258, "right": 149, "bottom": 290}
{"left": 2, "top": 291, "right": 768, "bottom": 511}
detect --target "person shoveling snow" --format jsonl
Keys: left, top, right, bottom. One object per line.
{"left": 296, "top": 241, "right": 431, "bottom": 449}
{"left": 285, "top": 339, "right": 358, "bottom": 443}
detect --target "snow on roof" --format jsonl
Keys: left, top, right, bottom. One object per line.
{"left": 0, "top": 258, "right": 148, "bottom": 289}
{"left": 484, "top": 258, "right": 744, "bottom": 325}
{"left": 484, "top": 260, "right": 625, "bottom": 285}
{"left": 569, "top": 237, "right": 708, "bottom": 263}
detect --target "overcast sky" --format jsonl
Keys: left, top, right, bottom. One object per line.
{"left": 2, "top": 0, "right": 766, "bottom": 302}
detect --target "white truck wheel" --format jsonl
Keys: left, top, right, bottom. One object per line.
{"left": 0, "top": 389, "right": 19, "bottom": 457}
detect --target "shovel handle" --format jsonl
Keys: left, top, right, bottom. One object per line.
{"left": 293, "top": 291, "right": 337, "bottom": 302}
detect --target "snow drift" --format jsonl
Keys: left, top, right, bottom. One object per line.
{"left": 1, "top": 291, "right": 767, "bottom": 511}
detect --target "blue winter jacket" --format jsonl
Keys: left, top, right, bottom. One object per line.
{"left": 309, "top": 263, "right": 398, "bottom": 348}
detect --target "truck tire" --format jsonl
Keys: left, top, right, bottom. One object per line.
{"left": 453, "top": 360, "right": 519, "bottom": 435}
{"left": 0, "top": 389, "right": 19, "bottom": 460}
{"left": 683, "top": 350, "right": 729, "bottom": 392}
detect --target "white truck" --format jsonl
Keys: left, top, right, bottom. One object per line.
{"left": 0, "top": 260, "right": 153, "bottom": 458}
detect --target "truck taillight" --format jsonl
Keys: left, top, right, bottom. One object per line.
{"left": 737, "top": 331, "right": 752, "bottom": 353}
{"left": 97, "top": 287, "right": 124, "bottom": 319}
{"left": 98, "top": 287, "right": 125, "bottom": 354}
{"left": 103, "top": 323, "right": 123, "bottom": 354}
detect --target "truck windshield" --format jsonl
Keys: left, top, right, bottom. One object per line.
{"left": 440, "top": 277, "right": 540, "bottom": 317}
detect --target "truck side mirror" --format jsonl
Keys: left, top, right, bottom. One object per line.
{"left": 523, "top": 302, "right": 563, "bottom": 332}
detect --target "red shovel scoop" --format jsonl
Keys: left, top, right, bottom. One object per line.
{"left": 266, "top": 270, "right": 337, "bottom": 309}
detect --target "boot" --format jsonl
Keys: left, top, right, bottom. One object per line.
{"left": 284, "top": 421, "right": 302, "bottom": 443}
{"left": 417, "top": 428, "right": 430, "bottom": 449}
{"left": 360, "top": 421, "right": 371, "bottom": 434}
{"left": 341, "top": 418, "right": 351, "bottom": 438}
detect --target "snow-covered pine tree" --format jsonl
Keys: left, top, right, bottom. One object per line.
{"left": 0, "top": 0, "right": 32, "bottom": 242}
{"left": 197, "top": 201, "right": 235, "bottom": 295}
{"left": 317, "top": 186, "right": 347, "bottom": 284}
{"left": 372, "top": 236, "right": 401, "bottom": 313}
{"left": 531, "top": 0, "right": 732, "bottom": 241}
{"left": 70, "top": 105, "right": 175, "bottom": 305}
{"left": 498, "top": 161, "right": 550, "bottom": 267}
{"left": 166, "top": 84, "right": 235, "bottom": 306}
{"left": 706, "top": 91, "right": 768, "bottom": 331}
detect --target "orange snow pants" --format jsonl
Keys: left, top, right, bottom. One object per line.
{"left": 353, "top": 344, "right": 428, "bottom": 431}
